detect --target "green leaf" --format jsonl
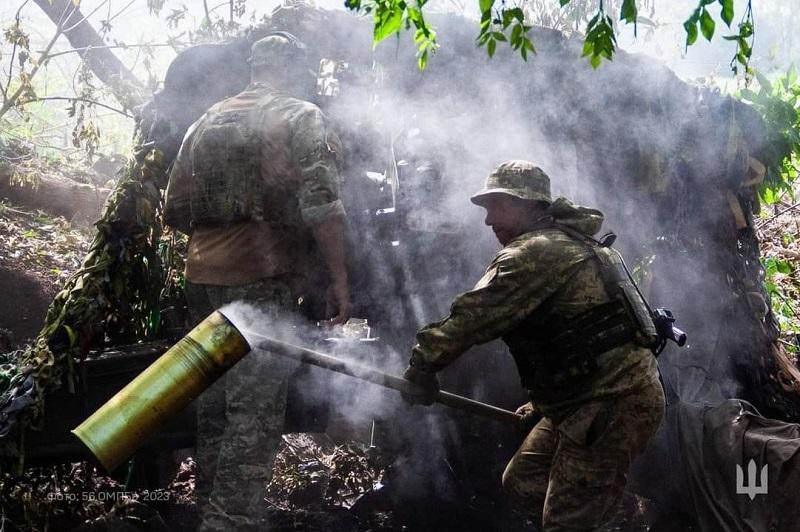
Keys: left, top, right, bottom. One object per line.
{"left": 521, "top": 36, "right": 535, "bottom": 60}
{"left": 761, "top": 186, "right": 778, "bottom": 205}
{"left": 479, "top": 0, "right": 493, "bottom": 16}
{"left": 509, "top": 7, "right": 524, "bottom": 23}
{"left": 740, "top": 20, "right": 753, "bottom": 38}
{"left": 765, "top": 280, "right": 777, "bottom": 295}
{"left": 493, "top": 31, "right": 507, "bottom": 42}
{"left": 787, "top": 65, "right": 797, "bottom": 87}
{"left": 755, "top": 70, "right": 772, "bottom": 92}
{"left": 501, "top": 9, "right": 513, "bottom": 28}
{"left": 582, "top": 12, "right": 617, "bottom": 67}
{"left": 63, "top": 324, "right": 77, "bottom": 348}
{"left": 699, "top": 9, "right": 715, "bottom": 41}
{"left": 739, "top": 88, "right": 758, "bottom": 101}
{"left": 520, "top": 36, "right": 535, "bottom": 61}
{"left": 524, "top": 37, "right": 535, "bottom": 52}
{"left": 373, "top": 6, "right": 404, "bottom": 45}
{"left": 582, "top": 37, "right": 594, "bottom": 57}
{"left": 684, "top": 20, "right": 698, "bottom": 46}
{"left": 418, "top": 49, "right": 429, "bottom": 69}
{"left": 511, "top": 23, "right": 522, "bottom": 46}
{"left": 487, "top": 38, "right": 497, "bottom": 57}
{"left": 739, "top": 37, "right": 751, "bottom": 57}
{"left": 620, "top": 0, "right": 637, "bottom": 24}
{"left": 720, "top": 0, "right": 734, "bottom": 26}
{"left": 764, "top": 258, "right": 778, "bottom": 277}
{"left": 559, "top": 0, "right": 571, "bottom": 6}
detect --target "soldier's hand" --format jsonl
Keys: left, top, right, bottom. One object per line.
{"left": 401, "top": 365, "right": 440, "bottom": 406}
{"left": 325, "top": 281, "right": 350, "bottom": 326}
{"left": 515, "top": 402, "right": 541, "bottom": 433}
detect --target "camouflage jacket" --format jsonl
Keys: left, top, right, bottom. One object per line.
{"left": 165, "top": 82, "right": 344, "bottom": 231}
{"left": 164, "top": 82, "right": 345, "bottom": 285}
{"left": 411, "top": 198, "right": 660, "bottom": 419}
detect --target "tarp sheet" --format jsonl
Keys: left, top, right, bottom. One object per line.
{"left": 632, "top": 399, "right": 800, "bottom": 531}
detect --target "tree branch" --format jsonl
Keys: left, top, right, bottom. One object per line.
{"left": 44, "top": 43, "right": 177, "bottom": 60}
{"left": 2, "top": 0, "right": 31, "bottom": 101}
{"left": 61, "top": 0, "right": 109, "bottom": 34}
{"left": 0, "top": 1, "right": 74, "bottom": 121}
{"left": 32, "top": 0, "right": 145, "bottom": 111}
{"left": 756, "top": 202, "right": 800, "bottom": 231}
{"left": 106, "top": 0, "right": 137, "bottom": 24}
{"left": 31, "top": 96, "right": 133, "bottom": 118}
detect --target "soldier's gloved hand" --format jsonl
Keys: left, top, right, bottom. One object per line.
{"left": 401, "top": 365, "right": 440, "bottom": 406}
{"left": 515, "top": 402, "right": 541, "bottom": 433}
{"left": 326, "top": 281, "right": 350, "bottom": 326}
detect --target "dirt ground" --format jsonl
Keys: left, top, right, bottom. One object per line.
{"left": 0, "top": 267, "right": 54, "bottom": 347}
{"left": 0, "top": 202, "right": 91, "bottom": 347}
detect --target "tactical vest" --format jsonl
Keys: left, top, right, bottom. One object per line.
{"left": 505, "top": 224, "right": 658, "bottom": 402}
{"left": 188, "top": 107, "right": 264, "bottom": 226}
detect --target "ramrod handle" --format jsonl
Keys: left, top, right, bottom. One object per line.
{"left": 255, "top": 336, "right": 521, "bottom": 425}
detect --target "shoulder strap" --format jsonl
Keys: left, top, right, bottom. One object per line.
{"left": 552, "top": 221, "right": 655, "bottom": 316}
{"left": 552, "top": 221, "right": 659, "bottom": 348}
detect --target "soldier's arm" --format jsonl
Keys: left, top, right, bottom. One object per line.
{"left": 163, "top": 123, "right": 200, "bottom": 234}
{"left": 292, "top": 106, "right": 350, "bottom": 324}
{"left": 411, "top": 245, "right": 563, "bottom": 371}
{"left": 313, "top": 217, "right": 349, "bottom": 324}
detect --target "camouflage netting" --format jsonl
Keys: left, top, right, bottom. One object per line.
{"left": 0, "top": 133, "right": 177, "bottom": 467}
{"left": 0, "top": 3, "right": 798, "bottom": 478}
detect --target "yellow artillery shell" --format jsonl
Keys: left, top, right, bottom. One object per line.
{"left": 72, "top": 310, "right": 250, "bottom": 471}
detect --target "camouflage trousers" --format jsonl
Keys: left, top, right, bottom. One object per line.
{"left": 502, "top": 377, "right": 665, "bottom": 531}
{"left": 186, "top": 279, "right": 297, "bottom": 532}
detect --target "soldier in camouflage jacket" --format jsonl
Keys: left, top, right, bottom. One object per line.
{"left": 403, "top": 160, "right": 664, "bottom": 531}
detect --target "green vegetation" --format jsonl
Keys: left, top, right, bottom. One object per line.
{"left": 740, "top": 68, "right": 800, "bottom": 206}
{"left": 347, "top": 0, "right": 756, "bottom": 71}
{"left": 740, "top": 68, "right": 800, "bottom": 350}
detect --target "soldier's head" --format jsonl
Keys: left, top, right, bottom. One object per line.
{"left": 249, "top": 33, "right": 312, "bottom": 97}
{"left": 471, "top": 160, "right": 552, "bottom": 245}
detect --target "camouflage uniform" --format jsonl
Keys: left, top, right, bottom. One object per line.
{"left": 186, "top": 280, "right": 296, "bottom": 532}
{"left": 166, "top": 37, "right": 345, "bottom": 532}
{"left": 410, "top": 162, "right": 664, "bottom": 530}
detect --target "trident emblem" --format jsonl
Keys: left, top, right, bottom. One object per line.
{"left": 736, "top": 459, "right": 768, "bottom": 500}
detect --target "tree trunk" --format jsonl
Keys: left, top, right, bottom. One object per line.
{"left": 32, "top": 0, "right": 145, "bottom": 111}
{"left": 0, "top": 170, "right": 110, "bottom": 223}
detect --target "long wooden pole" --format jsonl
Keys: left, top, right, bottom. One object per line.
{"left": 254, "top": 336, "right": 521, "bottom": 425}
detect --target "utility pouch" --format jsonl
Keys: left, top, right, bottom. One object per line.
{"left": 189, "top": 109, "right": 264, "bottom": 226}
{"left": 164, "top": 162, "right": 193, "bottom": 234}
{"left": 554, "top": 222, "right": 659, "bottom": 349}
{"left": 593, "top": 246, "right": 659, "bottom": 348}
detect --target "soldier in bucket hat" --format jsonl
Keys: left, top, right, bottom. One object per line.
{"left": 471, "top": 160, "right": 553, "bottom": 204}
{"left": 402, "top": 160, "right": 664, "bottom": 530}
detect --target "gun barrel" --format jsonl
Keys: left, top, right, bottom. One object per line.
{"left": 254, "top": 336, "right": 521, "bottom": 425}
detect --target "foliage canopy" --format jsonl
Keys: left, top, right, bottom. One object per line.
{"left": 345, "top": 0, "right": 756, "bottom": 72}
